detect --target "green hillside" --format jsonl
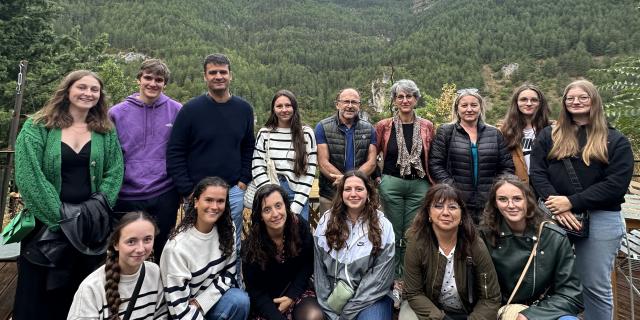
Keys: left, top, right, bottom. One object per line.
{"left": 2, "top": 0, "right": 640, "bottom": 131}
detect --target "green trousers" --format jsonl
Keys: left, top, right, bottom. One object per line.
{"left": 378, "top": 174, "right": 429, "bottom": 279}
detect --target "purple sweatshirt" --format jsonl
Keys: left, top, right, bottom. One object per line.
{"left": 109, "top": 93, "right": 181, "bottom": 200}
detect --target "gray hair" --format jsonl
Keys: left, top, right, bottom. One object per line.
{"left": 391, "top": 79, "right": 421, "bottom": 101}
{"left": 451, "top": 90, "right": 485, "bottom": 124}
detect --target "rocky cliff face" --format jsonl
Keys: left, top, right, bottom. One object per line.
{"left": 412, "top": 0, "right": 438, "bottom": 13}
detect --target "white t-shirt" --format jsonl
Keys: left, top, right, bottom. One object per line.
{"left": 521, "top": 128, "right": 535, "bottom": 173}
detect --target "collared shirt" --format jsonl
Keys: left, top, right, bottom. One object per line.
{"left": 315, "top": 121, "right": 376, "bottom": 171}
{"left": 437, "top": 246, "right": 464, "bottom": 312}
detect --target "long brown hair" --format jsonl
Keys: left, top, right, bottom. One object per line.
{"left": 242, "top": 184, "right": 302, "bottom": 270}
{"left": 32, "top": 70, "right": 113, "bottom": 133}
{"left": 169, "top": 177, "right": 235, "bottom": 257}
{"left": 500, "top": 83, "right": 551, "bottom": 150}
{"left": 264, "top": 89, "right": 308, "bottom": 176}
{"left": 325, "top": 170, "right": 382, "bottom": 256}
{"left": 104, "top": 211, "right": 158, "bottom": 320}
{"left": 408, "top": 183, "right": 476, "bottom": 257}
{"left": 480, "top": 174, "right": 545, "bottom": 247}
{"left": 549, "top": 80, "right": 608, "bottom": 165}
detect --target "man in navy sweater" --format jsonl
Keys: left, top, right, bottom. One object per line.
{"left": 167, "top": 53, "right": 255, "bottom": 264}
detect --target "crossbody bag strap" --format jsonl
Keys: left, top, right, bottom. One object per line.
{"left": 561, "top": 158, "right": 583, "bottom": 193}
{"left": 506, "top": 221, "right": 547, "bottom": 304}
{"left": 123, "top": 263, "right": 146, "bottom": 320}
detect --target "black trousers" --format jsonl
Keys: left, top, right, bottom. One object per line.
{"left": 13, "top": 240, "right": 103, "bottom": 320}
{"left": 113, "top": 188, "right": 180, "bottom": 262}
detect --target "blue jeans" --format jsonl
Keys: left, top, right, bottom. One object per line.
{"left": 572, "top": 210, "right": 624, "bottom": 320}
{"left": 229, "top": 185, "right": 245, "bottom": 283}
{"left": 204, "top": 288, "right": 250, "bottom": 320}
{"left": 279, "top": 177, "right": 310, "bottom": 221}
{"left": 355, "top": 296, "right": 392, "bottom": 320}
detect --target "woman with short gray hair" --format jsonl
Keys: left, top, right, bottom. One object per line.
{"left": 375, "top": 79, "right": 435, "bottom": 307}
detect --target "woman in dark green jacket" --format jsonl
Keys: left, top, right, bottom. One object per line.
{"left": 401, "top": 183, "right": 501, "bottom": 320}
{"left": 480, "top": 174, "right": 582, "bottom": 320}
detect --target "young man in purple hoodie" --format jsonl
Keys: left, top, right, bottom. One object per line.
{"left": 109, "top": 59, "right": 182, "bottom": 260}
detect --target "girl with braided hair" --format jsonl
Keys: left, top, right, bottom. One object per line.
{"left": 160, "top": 176, "right": 250, "bottom": 320}
{"left": 68, "top": 211, "right": 168, "bottom": 319}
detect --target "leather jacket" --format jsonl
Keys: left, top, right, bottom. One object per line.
{"left": 481, "top": 220, "right": 583, "bottom": 319}
{"left": 404, "top": 233, "right": 501, "bottom": 319}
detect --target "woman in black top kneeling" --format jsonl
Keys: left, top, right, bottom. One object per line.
{"left": 243, "top": 184, "right": 324, "bottom": 320}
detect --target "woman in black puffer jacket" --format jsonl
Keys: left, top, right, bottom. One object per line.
{"left": 429, "top": 89, "right": 514, "bottom": 223}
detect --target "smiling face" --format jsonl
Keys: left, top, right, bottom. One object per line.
{"left": 429, "top": 199, "right": 462, "bottom": 233}
{"left": 204, "top": 63, "right": 232, "bottom": 95}
{"left": 273, "top": 95, "right": 294, "bottom": 127}
{"left": 114, "top": 219, "right": 155, "bottom": 275}
{"left": 495, "top": 182, "right": 527, "bottom": 232}
{"left": 261, "top": 191, "right": 287, "bottom": 233}
{"left": 457, "top": 95, "right": 481, "bottom": 125}
{"left": 335, "top": 89, "right": 361, "bottom": 124}
{"left": 342, "top": 176, "right": 368, "bottom": 214}
{"left": 194, "top": 186, "right": 228, "bottom": 233}
{"left": 517, "top": 89, "right": 540, "bottom": 118}
{"left": 394, "top": 90, "right": 417, "bottom": 114}
{"left": 565, "top": 87, "right": 592, "bottom": 122}
{"left": 68, "top": 75, "right": 101, "bottom": 113}
{"left": 137, "top": 71, "right": 166, "bottom": 104}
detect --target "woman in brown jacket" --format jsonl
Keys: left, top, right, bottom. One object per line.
{"left": 498, "top": 84, "right": 552, "bottom": 183}
{"left": 400, "top": 184, "right": 500, "bottom": 320}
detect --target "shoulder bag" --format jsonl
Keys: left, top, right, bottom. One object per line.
{"left": 538, "top": 158, "right": 589, "bottom": 238}
{"left": 497, "top": 221, "right": 547, "bottom": 320}
{"left": 122, "top": 262, "right": 146, "bottom": 320}
{"left": 327, "top": 259, "right": 355, "bottom": 314}
{"left": 244, "top": 133, "right": 280, "bottom": 208}
{"left": 1, "top": 207, "right": 35, "bottom": 244}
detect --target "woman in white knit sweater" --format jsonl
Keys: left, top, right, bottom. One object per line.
{"left": 251, "top": 90, "right": 318, "bottom": 221}
{"left": 68, "top": 211, "right": 168, "bottom": 320}
{"left": 160, "top": 177, "right": 249, "bottom": 320}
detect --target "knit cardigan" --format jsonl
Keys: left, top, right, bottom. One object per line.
{"left": 14, "top": 118, "right": 124, "bottom": 230}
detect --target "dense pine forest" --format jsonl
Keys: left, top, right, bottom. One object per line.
{"left": 1, "top": 0, "right": 640, "bottom": 149}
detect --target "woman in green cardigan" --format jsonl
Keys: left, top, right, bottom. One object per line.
{"left": 13, "top": 70, "right": 123, "bottom": 320}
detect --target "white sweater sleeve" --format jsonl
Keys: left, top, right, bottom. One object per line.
{"left": 290, "top": 127, "right": 318, "bottom": 214}
{"left": 67, "top": 283, "right": 102, "bottom": 320}
{"left": 161, "top": 244, "right": 205, "bottom": 320}
{"left": 252, "top": 128, "right": 270, "bottom": 188}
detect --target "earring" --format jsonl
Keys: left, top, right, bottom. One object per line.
{"left": 428, "top": 216, "right": 432, "bottom": 222}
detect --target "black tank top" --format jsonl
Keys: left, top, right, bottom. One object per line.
{"left": 60, "top": 141, "right": 92, "bottom": 204}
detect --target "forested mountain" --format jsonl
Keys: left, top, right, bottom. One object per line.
{"left": 2, "top": 0, "right": 640, "bottom": 132}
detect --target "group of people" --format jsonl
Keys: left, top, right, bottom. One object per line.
{"left": 10, "top": 52, "right": 634, "bottom": 320}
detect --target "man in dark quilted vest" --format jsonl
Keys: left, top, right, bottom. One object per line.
{"left": 314, "top": 88, "right": 378, "bottom": 215}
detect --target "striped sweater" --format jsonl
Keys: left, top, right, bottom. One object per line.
{"left": 251, "top": 126, "right": 317, "bottom": 214}
{"left": 160, "top": 226, "right": 238, "bottom": 320}
{"left": 67, "top": 261, "right": 168, "bottom": 320}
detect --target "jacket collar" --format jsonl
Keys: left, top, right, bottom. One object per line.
{"left": 454, "top": 120, "right": 486, "bottom": 132}
{"left": 498, "top": 219, "right": 537, "bottom": 239}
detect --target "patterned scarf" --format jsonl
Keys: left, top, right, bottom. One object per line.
{"left": 393, "top": 112, "right": 425, "bottom": 178}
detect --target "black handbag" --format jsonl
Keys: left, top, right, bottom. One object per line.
{"left": 538, "top": 158, "right": 589, "bottom": 238}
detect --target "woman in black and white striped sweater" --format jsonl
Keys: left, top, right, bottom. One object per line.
{"left": 251, "top": 90, "right": 318, "bottom": 221}
{"left": 160, "top": 177, "right": 250, "bottom": 320}
{"left": 68, "top": 211, "right": 168, "bottom": 320}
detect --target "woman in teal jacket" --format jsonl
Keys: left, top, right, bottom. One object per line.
{"left": 480, "top": 175, "right": 582, "bottom": 320}
{"left": 13, "top": 70, "right": 123, "bottom": 320}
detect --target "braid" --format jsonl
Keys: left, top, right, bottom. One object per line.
{"left": 104, "top": 249, "right": 122, "bottom": 320}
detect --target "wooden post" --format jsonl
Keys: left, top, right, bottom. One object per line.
{"left": 1, "top": 60, "right": 28, "bottom": 221}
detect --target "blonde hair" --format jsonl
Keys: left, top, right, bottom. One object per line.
{"left": 451, "top": 91, "right": 485, "bottom": 124}
{"left": 549, "top": 80, "right": 608, "bottom": 165}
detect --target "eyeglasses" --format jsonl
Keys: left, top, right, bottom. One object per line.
{"left": 496, "top": 196, "right": 524, "bottom": 205}
{"left": 395, "top": 94, "right": 414, "bottom": 101}
{"left": 431, "top": 203, "right": 461, "bottom": 212}
{"left": 338, "top": 100, "right": 361, "bottom": 107}
{"left": 565, "top": 95, "right": 590, "bottom": 103}
{"left": 457, "top": 88, "right": 479, "bottom": 95}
